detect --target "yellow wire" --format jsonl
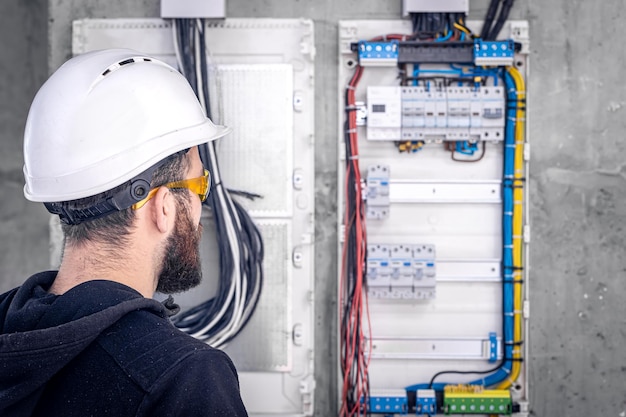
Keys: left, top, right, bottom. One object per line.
{"left": 497, "top": 66, "right": 526, "bottom": 390}
{"left": 453, "top": 22, "right": 471, "bottom": 36}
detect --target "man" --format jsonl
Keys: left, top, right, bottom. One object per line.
{"left": 0, "top": 49, "right": 248, "bottom": 416}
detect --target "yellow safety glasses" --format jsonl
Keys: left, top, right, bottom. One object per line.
{"left": 132, "top": 169, "right": 210, "bottom": 210}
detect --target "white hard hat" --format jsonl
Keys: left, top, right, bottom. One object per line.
{"left": 23, "top": 48, "right": 230, "bottom": 203}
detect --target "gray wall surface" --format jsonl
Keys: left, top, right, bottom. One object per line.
{"left": 1, "top": 0, "right": 625, "bottom": 415}
{"left": 0, "top": 0, "right": 49, "bottom": 288}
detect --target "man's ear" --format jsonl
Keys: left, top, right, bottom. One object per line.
{"left": 151, "top": 186, "right": 176, "bottom": 234}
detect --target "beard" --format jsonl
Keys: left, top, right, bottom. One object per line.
{"left": 156, "top": 198, "right": 203, "bottom": 294}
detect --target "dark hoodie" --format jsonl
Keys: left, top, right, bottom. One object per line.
{"left": 0, "top": 271, "right": 248, "bottom": 417}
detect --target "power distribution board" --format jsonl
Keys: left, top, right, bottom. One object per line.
{"left": 338, "top": 18, "right": 529, "bottom": 417}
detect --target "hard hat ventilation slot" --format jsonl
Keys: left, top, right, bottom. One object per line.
{"left": 99, "top": 57, "right": 155, "bottom": 78}
{"left": 92, "top": 57, "right": 166, "bottom": 83}
{"left": 118, "top": 58, "right": 135, "bottom": 66}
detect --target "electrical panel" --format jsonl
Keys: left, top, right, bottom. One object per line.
{"left": 61, "top": 18, "right": 316, "bottom": 417}
{"left": 338, "top": 16, "right": 529, "bottom": 417}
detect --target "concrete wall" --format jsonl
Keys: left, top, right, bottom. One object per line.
{"left": 0, "top": 0, "right": 50, "bottom": 289}
{"left": 2, "top": 0, "right": 626, "bottom": 415}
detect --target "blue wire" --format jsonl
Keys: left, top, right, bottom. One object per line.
{"left": 435, "top": 25, "right": 453, "bottom": 42}
{"left": 405, "top": 71, "right": 519, "bottom": 393}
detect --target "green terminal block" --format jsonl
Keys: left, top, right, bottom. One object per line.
{"left": 443, "top": 389, "right": 512, "bottom": 415}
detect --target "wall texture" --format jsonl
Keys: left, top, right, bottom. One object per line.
{"left": 0, "top": 0, "right": 49, "bottom": 290}
{"left": 2, "top": 0, "right": 625, "bottom": 415}
{"left": 527, "top": 1, "right": 626, "bottom": 415}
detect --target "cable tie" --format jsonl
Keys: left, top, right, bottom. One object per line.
{"left": 504, "top": 312, "right": 514, "bottom": 317}
{"left": 346, "top": 85, "right": 356, "bottom": 91}
{"left": 504, "top": 341, "right": 524, "bottom": 346}
{"left": 503, "top": 177, "right": 526, "bottom": 184}
{"left": 345, "top": 128, "right": 357, "bottom": 134}
{"left": 349, "top": 155, "right": 360, "bottom": 160}
{"left": 504, "top": 244, "right": 514, "bottom": 249}
{"left": 345, "top": 106, "right": 358, "bottom": 112}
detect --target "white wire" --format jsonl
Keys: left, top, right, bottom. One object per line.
{"left": 172, "top": 19, "right": 261, "bottom": 348}
{"left": 188, "top": 29, "right": 240, "bottom": 341}
{"left": 196, "top": 23, "right": 245, "bottom": 344}
{"left": 171, "top": 20, "right": 184, "bottom": 76}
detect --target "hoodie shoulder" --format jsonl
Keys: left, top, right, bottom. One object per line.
{"left": 97, "top": 308, "right": 212, "bottom": 391}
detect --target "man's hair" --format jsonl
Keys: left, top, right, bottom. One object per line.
{"left": 61, "top": 150, "right": 191, "bottom": 247}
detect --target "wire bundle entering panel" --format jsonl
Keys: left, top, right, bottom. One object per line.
{"left": 170, "top": 18, "right": 264, "bottom": 349}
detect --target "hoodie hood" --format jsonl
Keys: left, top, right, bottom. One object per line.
{"left": 0, "top": 272, "right": 171, "bottom": 416}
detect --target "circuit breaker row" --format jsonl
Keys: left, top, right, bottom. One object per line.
{"left": 366, "top": 86, "right": 505, "bottom": 141}
{"left": 366, "top": 243, "right": 436, "bottom": 299}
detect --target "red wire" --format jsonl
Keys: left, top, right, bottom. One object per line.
{"left": 340, "top": 64, "right": 371, "bottom": 417}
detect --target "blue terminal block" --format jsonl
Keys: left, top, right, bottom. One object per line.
{"left": 358, "top": 41, "right": 399, "bottom": 67}
{"left": 473, "top": 39, "right": 515, "bottom": 66}
{"left": 416, "top": 389, "right": 437, "bottom": 415}
{"left": 366, "top": 394, "right": 409, "bottom": 415}
{"left": 488, "top": 332, "right": 498, "bottom": 363}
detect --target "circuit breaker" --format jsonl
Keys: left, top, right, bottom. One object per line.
{"left": 338, "top": 16, "right": 529, "bottom": 417}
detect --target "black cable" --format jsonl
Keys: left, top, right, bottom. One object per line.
{"left": 487, "top": 0, "right": 515, "bottom": 40}
{"left": 227, "top": 189, "right": 263, "bottom": 200}
{"left": 480, "top": 0, "right": 502, "bottom": 39}
{"left": 428, "top": 364, "right": 503, "bottom": 389}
